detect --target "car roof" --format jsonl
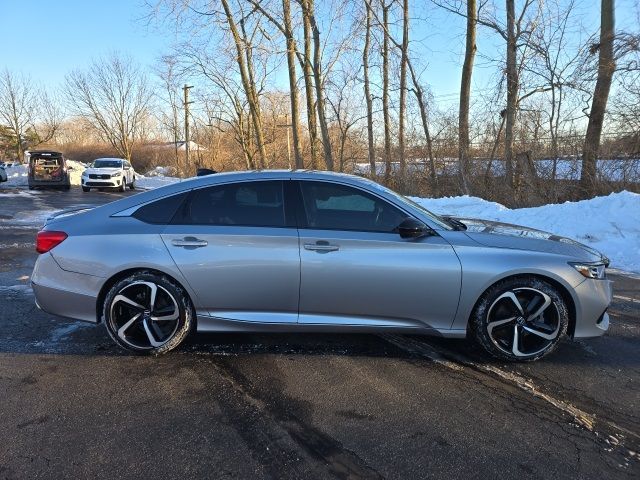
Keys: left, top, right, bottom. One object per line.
{"left": 28, "top": 150, "right": 63, "bottom": 156}
{"left": 93, "top": 170, "right": 380, "bottom": 216}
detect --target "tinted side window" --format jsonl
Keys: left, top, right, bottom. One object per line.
{"left": 299, "top": 181, "right": 406, "bottom": 232}
{"left": 177, "top": 181, "right": 286, "bottom": 227}
{"left": 133, "top": 192, "right": 188, "bottom": 224}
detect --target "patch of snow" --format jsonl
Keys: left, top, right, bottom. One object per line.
{"left": 48, "top": 322, "right": 91, "bottom": 343}
{"left": 146, "top": 166, "right": 178, "bottom": 177}
{"left": 412, "top": 191, "right": 640, "bottom": 273}
{"left": 135, "top": 167, "right": 181, "bottom": 190}
{"left": 3, "top": 164, "right": 28, "bottom": 187}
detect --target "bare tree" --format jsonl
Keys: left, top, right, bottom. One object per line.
{"left": 221, "top": 0, "right": 268, "bottom": 168}
{"left": 363, "top": 0, "right": 376, "bottom": 176}
{"left": 301, "top": 0, "right": 335, "bottom": 170}
{"left": 0, "top": 69, "right": 35, "bottom": 161}
{"left": 581, "top": 0, "right": 616, "bottom": 194}
{"left": 156, "top": 56, "right": 183, "bottom": 173}
{"left": 0, "top": 70, "right": 60, "bottom": 160}
{"left": 458, "top": 0, "right": 476, "bottom": 194}
{"left": 382, "top": 1, "right": 392, "bottom": 182}
{"left": 65, "top": 54, "right": 152, "bottom": 162}
{"left": 301, "top": 0, "right": 319, "bottom": 168}
{"left": 398, "top": 0, "right": 409, "bottom": 180}
{"left": 282, "top": 0, "right": 305, "bottom": 168}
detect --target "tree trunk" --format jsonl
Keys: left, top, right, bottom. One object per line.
{"left": 382, "top": 2, "right": 392, "bottom": 183}
{"left": 221, "top": 0, "right": 268, "bottom": 168}
{"left": 458, "top": 0, "right": 476, "bottom": 195}
{"left": 581, "top": 0, "right": 615, "bottom": 196}
{"left": 304, "top": 0, "right": 334, "bottom": 170}
{"left": 504, "top": 0, "right": 517, "bottom": 188}
{"left": 363, "top": 1, "right": 376, "bottom": 178}
{"left": 301, "top": 0, "right": 319, "bottom": 169}
{"left": 398, "top": 0, "right": 409, "bottom": 181}
{"left": 282, "top": 0, "right": 304, "bottom": 169}
{"left": 407, "top": 62, "right": 438, "bottom": 195}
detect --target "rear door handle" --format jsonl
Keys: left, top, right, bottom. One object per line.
{"left": 304, "top": 242, "right": 339, "bottom": 252}
{"left": 171, "top": 237, "right": 208, "bottom": 248}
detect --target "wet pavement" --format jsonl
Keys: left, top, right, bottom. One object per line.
{"left": 0, "top": 185, "right": 638, "bottom": 479}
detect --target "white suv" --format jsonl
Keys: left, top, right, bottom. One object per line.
{"left": 81, "top": 158, "right": 136, "bottom": 192}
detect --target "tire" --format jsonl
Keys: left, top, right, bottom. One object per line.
{"left": 470, "top": 276, "right": 568, "bottom": 362}
{"left": 119, "top": 182, "right": 125, "bottom": 192}
{"left": 129, "top": 176, "right": 136, "bottom": 190}
{"left": 103, "top": 271, "right": 193, "bottom": 354}
{"left": 82, "top": 186, "right": 90, "bottom": 192}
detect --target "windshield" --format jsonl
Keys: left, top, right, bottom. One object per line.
{"left": 356, "top": 177, "right": 453, "bottom": 230}
{"left": 93, "top": 159, "right": 122, "bottom": 168}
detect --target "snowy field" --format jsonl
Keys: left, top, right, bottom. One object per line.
{"left": 355, "top": 159, "right": 640, "bottom": 183}
{"left": 2, "top": 163, "right": 638, "bottom": 273}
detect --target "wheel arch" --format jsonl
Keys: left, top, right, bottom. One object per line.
{"left": 95, "top": 268, "right": 196, "bottom": 324}
{"left": 467, "top": 273, "right": 577, "bottom": 337}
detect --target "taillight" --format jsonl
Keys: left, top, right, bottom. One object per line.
{"left": 36, "top": 231, "right": 68, "bottom": 254}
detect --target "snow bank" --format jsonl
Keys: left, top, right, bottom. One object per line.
{"left": 136, "top": 167, "right": 181, "bottom": 190}
{"left": 412, "top": 191, "right": 640, "bottom": 273}
{"left": 3, "top": 164, "right": 29, "bottom": 187}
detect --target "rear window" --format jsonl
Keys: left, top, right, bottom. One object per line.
{"left": 33, "top": 157, "right": 61, "bottom": 167}
{"left": 133, "top": 192, "right": 188, "bottom": 225}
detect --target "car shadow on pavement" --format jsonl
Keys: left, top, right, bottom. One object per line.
{"left": 2, "top": 318, "right": 638, "bottom": 370}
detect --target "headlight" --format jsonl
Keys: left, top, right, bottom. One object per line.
{"left": 570, "top": 262, "right": 606, "bottom": 279}
{"left": 111, "top": 171, "right": 122, "bottom": 177}
{"left": 81, "top": 171, "right": 87, "bottom": 177}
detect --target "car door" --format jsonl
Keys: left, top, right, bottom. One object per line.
{"left": 295, "top": 180, "right": 462, "bottom": 331}
{"left": 161, "top": 180, "right": 300, "bottom": 323}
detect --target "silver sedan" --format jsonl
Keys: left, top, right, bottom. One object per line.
{"left": 31, "top": 171, "right": 612, "bottom": 361}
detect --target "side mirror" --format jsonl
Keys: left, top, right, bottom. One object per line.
{"left": 397, "top": 218, "right": 432, "bottom": 239}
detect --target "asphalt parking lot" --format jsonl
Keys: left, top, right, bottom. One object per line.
{"left": 0, "top": 185, "right": 638, "bottom": 479}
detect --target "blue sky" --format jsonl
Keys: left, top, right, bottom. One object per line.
{"left": 1, "top": 0, "right": 638, "bottom": 100}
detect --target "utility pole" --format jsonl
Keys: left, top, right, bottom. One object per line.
{"left": 276, "top": 113, "right": 292, "bottom": 169}
{"left": 183, "top": 85, "right": 194, "bottom": 170}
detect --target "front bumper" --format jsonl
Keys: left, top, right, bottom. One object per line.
{"left": 82, "top": 177, "right": 123, "bottom": 188}
{"left": 573, "top": 277, "right": 613, "bottom": 338}
{"left": 31, "top": 253, "right": 104, "bottom": 323}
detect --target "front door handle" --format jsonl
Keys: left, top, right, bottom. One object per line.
{"left": 304, "top": 241, "right": 339, "bottom": 252}
{"left": 171, "top": 237, "right": 208, "bottom": 248}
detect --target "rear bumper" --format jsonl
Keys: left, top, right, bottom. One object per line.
{"left": 28, "top": 178, "right": 70, "bottom": 187}
{"left": 31, "top": 253, "right": 103, "bottom": 323}
{"left": 573, "top": 278, "right": 613, "bottom": 338}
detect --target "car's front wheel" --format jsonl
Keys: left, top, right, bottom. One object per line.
{"left": 470, "top": 277, "right": 568, "bottom": 361}
{"left": 103, "top": 272, "right": 193, "bottom": 354}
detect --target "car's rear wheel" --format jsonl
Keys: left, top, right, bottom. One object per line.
{"left": 129, "top": 176, "right": 136, "bottom": 190}
{"left": 103, "top": 272, "right": 193, "bottom": 354}
{"left": 470, "top": 277, "right": 568, "bottom": 361}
